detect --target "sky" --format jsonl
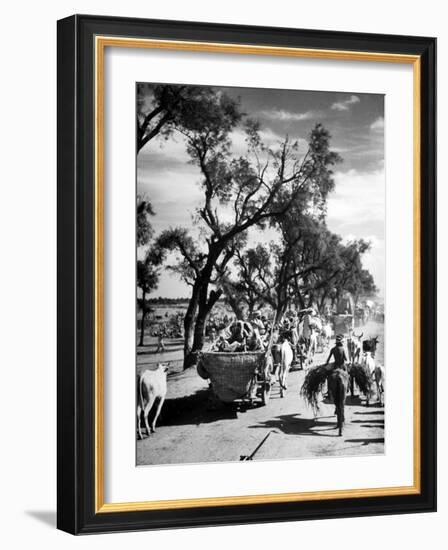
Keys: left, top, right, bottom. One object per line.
{"left": 137, "top": 85, "right": 385, "bottom": 299}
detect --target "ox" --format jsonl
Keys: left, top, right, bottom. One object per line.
{"left": 362, "top": 336, "right": 379, "bottom": 358}
{"left": 347, "top": 331, "right": 363, "bottom": 395}
{"left": 306, "top": 328, "right": 318, "bottom": 367}
{"left": 321, "top": 322, "right": 333, "bottom": 348}
{"left": 328, "top": 368, "right": 349, "bottom": 436}
{"left": 361, "top": 351, "right": 376, "bottom": 406}
{"left": 373, "top": 364, "right": 385, "bottom": 406}
{"left": 347, "top": 331, "right": 363, "bottom": 363}
{"left": 272, "top": 338, "right": 293, "bottom": 397}
{"left": 137, "top": 364, "right": 168, "bottom": 439}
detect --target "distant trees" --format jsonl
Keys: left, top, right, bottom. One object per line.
{"left": 136, "top": 196, "right": 165, "bottom": 346}
{"left": 222, "top": 247, "right": 269, "bottom": 320}
{"left": 227, "top": 218, "right": 376, "bottom": 320}
{"left": 329, "top": 239, "right": 377, "bottom": 307}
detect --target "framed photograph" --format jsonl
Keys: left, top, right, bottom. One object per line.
{"left": 57, "top": 14, "right": 436, "bottom": 534}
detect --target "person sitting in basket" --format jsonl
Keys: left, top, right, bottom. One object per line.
{"left": 214, "top": 320, "right": 250, "bottom": 352}
{"left": 246, "top": 327, "right": 264, "bottom": 351}
{"left": 215, "top": 337, "right": 243, "bottom": 352}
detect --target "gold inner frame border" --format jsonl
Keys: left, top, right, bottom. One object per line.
{"left": 94, "top": 36, "right": 421, "bottom": 514}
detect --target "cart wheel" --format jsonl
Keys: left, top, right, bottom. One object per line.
{"left": 261, "top": 382, "right": 271, "bottom": 406}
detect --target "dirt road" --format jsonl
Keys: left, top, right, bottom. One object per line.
{"left": 137, "top": 321, "right": 384, "bottom": 466}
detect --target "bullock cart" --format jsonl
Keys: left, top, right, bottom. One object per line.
{"left": 197, "top": 351, "right": 273, "bottom": 406}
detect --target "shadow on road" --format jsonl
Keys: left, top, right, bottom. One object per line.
{"left": 354, "top": 410, "right": 384, "bottom": 415}
{"left": 351, "top": 418, "right": 384, "bottom": 424}
{"left": 151, "top": 388, "right": 239, "bottom": 428}
{"left": 322, "top": 395, "right": 371, "bottom": 408}
{"left": 248, "top": 414, "right": 341, "bottom": 437}
{"left": 345, "top": 395, "right": 364, "bottom": 405}
{"left": 360, "top": 424, "right": 385, "bottom": 428}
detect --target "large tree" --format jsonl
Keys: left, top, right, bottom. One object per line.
{"left": 136, "top": 196, "right": 165, "bottom": 346}
{"left": 156, "top": 89, "right": 342, "bottom": 367}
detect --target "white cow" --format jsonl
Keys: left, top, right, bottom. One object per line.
{"left": 361, "top": 351, "right": 375, "bottom": 406}
{"left": 137, "top": 364, "right": 168, "bottom": 439}
{"left": 373, "top": 364, "right": 385, "bottom": 406}
{"left": 321, "top": 322, "right": 333, "bottom": 348}
{"left": 307, "top": 328, "right": 318, "bottom": 366}
{"left": 362, "top": 350, "right": 376, "bottom": 375}
{"left": 347, "top": 331, "right": 363, "bottom": 363}
{"left": 277, "top": 340, "right": 294, "bottom": 397}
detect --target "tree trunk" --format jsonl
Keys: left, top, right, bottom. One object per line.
{"left": 274, "top": 301, "right": 287, "bottom": 326}
{"left": 247, "top": 300, "right": 255, "bottom": 320}
{"left": 192, "top": 311, "right": 207, "bottom": 354}
{"left": 183, "top": 245, "right": 225, "bottom": 368}
{"left": 138, "top": 292, "right": 147, "bottom": 347}
{"left": 191, "top": 286, "right": 223, "bottom": 359}
{"left": 183, "top": 291, "right": 199, "bottom": 369}
{"left": 225, "top": 290, "right": 244, "bottom": 320}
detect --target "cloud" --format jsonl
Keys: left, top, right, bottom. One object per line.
{"left": 259, "top": 108, "right": 323, "bottom": 121}
{"left": 370, "top": 116, "right": 385, "bottom": 132}
{"left": 331, "top": 95, "right": 360, "bottom": 111}
{"left": 327, "top": 168, "right": 385, "bottom": 293}
{"left": 327, "top": 168, "right": 385, "bottom": 226}
{"left": 362, "top": 236, "right": 385, "bottom": 296}
{"left": 230, "top": 127, "right": 281, "bottom": 155}
{"left": 230, "top": 127, "right": 308, "bottom": 158}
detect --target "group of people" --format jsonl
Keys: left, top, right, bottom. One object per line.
{"left": 210, "top": 313, "right": 271, "bottom": 353}
{"left": 209, "top": 309, "right": 330, "bottom": 368}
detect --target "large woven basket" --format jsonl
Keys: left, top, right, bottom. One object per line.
{"left": 198, "top": 352, "right": 265, "bottom": 402}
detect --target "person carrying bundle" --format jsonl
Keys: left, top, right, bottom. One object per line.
{"left": 326, "top": 334, "right": 348, "bottom": 371}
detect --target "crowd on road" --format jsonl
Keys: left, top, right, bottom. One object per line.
{"left": 208, "top": 309, "right": 333, "bottom": 371}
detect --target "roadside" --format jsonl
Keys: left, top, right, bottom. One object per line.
{"left": 136, "top": 321, "right": 385, "bottom": 465}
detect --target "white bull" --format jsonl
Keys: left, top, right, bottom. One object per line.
{"left": 373, "top": 364, "right": 385, "bottom": 406}
{"left": 320, "top": 322, "right": 333, "bottom": 349}
{"left": 137, "top": 364, "right": 168, "bottom": 439}
{"left": 361, "top": 351, "right": 375, "bottom": 406}
{"left": 277, "top": 340, "right": 294, "bottom": 397}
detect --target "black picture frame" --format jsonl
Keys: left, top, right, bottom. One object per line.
{"left": 57, "top": 14, "right": 436, "bottom": 535}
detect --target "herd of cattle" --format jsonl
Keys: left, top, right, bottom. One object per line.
{"left": 136, "top": 327, "right": 385, "bottom": 441}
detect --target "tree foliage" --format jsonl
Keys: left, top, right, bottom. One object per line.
{"left": 141, "top": 84, "right": 377, "bottom": 364}
{"left": 136, "top": 195, "right": 155, "bottom": 247}
{"left": 229, "top": 218, "right": 376, "bottom": 319}
{"left": 137, "top": 84, "right": 241, "bottom": 153}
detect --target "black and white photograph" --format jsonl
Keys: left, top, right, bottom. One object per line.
{"left": 0, "top": 0, "right": 440, "bottom": 542}
{"left": 136, "top": 83, "right": 386, "bottom": 466}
